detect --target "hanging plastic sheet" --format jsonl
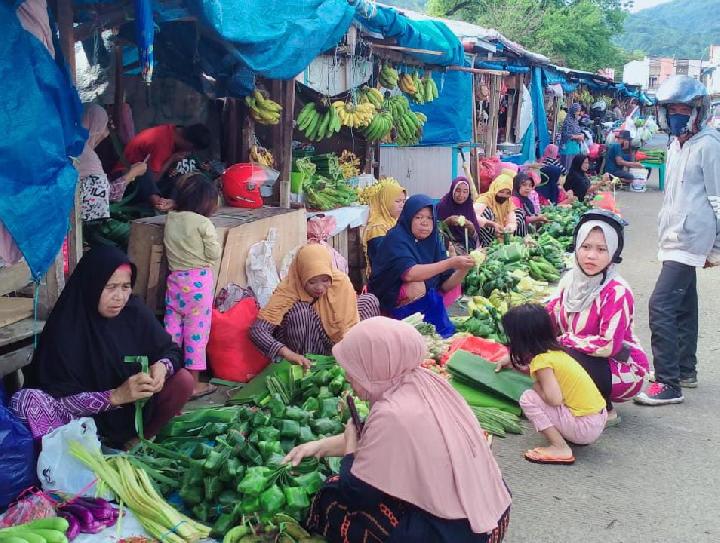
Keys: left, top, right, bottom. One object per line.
{"left": 411, "top": 70, "right": 473, "bottom": 145}
{"left": 134, "top": 0, "right": 154, "bottom": 83}
{"left": 529, "top": 66, "right": 550, "bottom": 159}
{"left": 0, "top": 6, "right": 86, "bottom": 280}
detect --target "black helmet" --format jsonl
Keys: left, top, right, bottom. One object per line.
{"left": 568, "top": 209, "right": 627, "bottom": 263}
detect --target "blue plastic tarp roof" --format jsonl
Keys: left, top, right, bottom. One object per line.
{"left": 1, "top": 4, "right": 86, "bottom": 280}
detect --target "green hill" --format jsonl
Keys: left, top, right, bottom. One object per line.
{"left": 617, "top": 0, "right": 720, "bottom": 59}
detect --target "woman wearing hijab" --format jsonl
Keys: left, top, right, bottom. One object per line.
{"left": 362, "top": 180, "right": 406, "bottom": 273}
{"left": 546, "top": 212, "right": 649, "bottom": 425}
{"left": 436, "top": 176, "right": 481, "bottom": 254}
{"left": 512, "top": 171, "right": 547, "bottom": 237}
{"left": 11, "top": 247, "right": 191, "bottom": 447}
{"left": 368, "top": 195, "right": 474, "bottom": 337}
{"left": 559, "top": 103, "right": 585, "bottom": 169}
{"left": 250, "top": 245, "right": 379, "bottom": 369}
{"left": 78, "top": 103, "right": 147, "bottom": 248}
{"left": 564, "top": 154, "right": 603, "bottom": 202}
{"left": 284, "top": 317, "right": 512, "bottom": 542}
{"left": 473, "top": 172, "right": 517, "bottom": 247}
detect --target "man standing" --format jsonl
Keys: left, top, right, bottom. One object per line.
{"left": 604, "top": 130, "right": 644, "bottom": 185}
{"left": 635, "top": 76, "right": 720, "bottom": 406}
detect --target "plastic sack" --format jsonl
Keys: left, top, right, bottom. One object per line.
{"left": 207, "top": 297, "right": 270, "bottom": 383}
{"left": 0, "top": 489, "right": 55, "bottom": 527}
{"left": 478, "top": 157, "right": 502, "bottom": 193}
{"left": 0, "top": 401, "right": 37, "bottom": 508}
{"left": 307, "top": 216, "right": 348, "bottom": 273}
{"left": 245, "top": 228, "right": 280, "bottom": 308}
{"left": 36, "top": 418, "right": 111, "bottom": 499}
{"left": 440, "top": 336, "right": 508, "bottom": 366}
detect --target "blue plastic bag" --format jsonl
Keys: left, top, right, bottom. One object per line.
{"left": 0, "top": 392, "right": 36, "bottom": 508}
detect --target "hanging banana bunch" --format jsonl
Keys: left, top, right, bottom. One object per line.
{"left": 245, "top": 89, "right": 282, "bottom": 125}
{"left": 296, "top": 100, "right": 342, "bottom": 142}
{"left": 332, "top": 101, "right": 375, "bottom": 129}
{"left": 359, "top": 86, "right": 385, "bottom": 111}
{"left": 249, "top": 145, "right": 275, "bottom": 168}
{"left": 379, "top": 64, "right": 399, "bottom": 89}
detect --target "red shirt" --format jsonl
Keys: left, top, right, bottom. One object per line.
{"left": 120, "top": 124, "right": 176, "bottom": 174}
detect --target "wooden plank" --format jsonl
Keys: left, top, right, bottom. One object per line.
{"left": 370, "top": 43, "right": 444, "bottom": 56}
{"left": 0, "top": 345, "right": 33, "bottom": 378}
{"left": 0, "top": 298, "right": 33, "bottom": 328}
{"left": 486, "top": 74, "right": 502, "bottom": 157}
{"left": 145, "top": 245, "right": 166, "bottom": 313}
{"left": 56, "top": 0, "right": 75, "bottom": 82}
{"left": 0, "top": 318, "right": 43, "bottom": 348}
{"left": 0, "top": 261, "right": 31, "bottom": 297}
{"left": 37, "top": 252, "right": 64, "bottom": 320}
{"left": 279, "top": 80, "right": 295, "bottom": 209}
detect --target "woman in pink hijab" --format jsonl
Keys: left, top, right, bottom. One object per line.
{"left": 284, "top": 316, "right": 511, "bottom": 542}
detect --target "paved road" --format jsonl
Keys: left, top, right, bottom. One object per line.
{"left": 497, "top": 173, "right": 720, "bottom": 542}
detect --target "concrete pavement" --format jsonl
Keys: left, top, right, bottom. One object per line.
{"left": 496, "top": 179, "right": 720, "bottom": 542}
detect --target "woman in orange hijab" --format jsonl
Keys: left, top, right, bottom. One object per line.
{"left": 250, "top": 245, "right": 379, "bottom": 368}
{"left": 284, "top": 317, "right": 511, "bottom": 542}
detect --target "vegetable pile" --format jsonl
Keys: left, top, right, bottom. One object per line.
{"left": 301, "top": 154, "right": 358, "bottom": 211}
{"left": 56, "top": 496, "right": 119, "bottom": 539}
{"left": 0, "top": 517, "right": 71, "bottom": 543}
{"left": 536, "top": 201, "right": 590, "bottom": 248}
{"left": 125, "top": 359, "right": 364, "bottom": 540}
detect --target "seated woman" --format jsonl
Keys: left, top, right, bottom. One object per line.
{"left": 250, "top": 245, "right": 379, "bottom": 369}
{"left": 546, "top": 211, "right": 649, "bottom": 425}
{"left": 540, "top": 143, "right": 567, "bottom": 175}
{"left": 361, "top": 179, "right": 406, "bottom": 274}
{"left": 284, "top": 317, "right": 511, "bottom": 543}
{"left": 474, "top": 173, "right": 517, "bottom": 247}
{"left": 368, "top": 195, "right": 474, "bottom": 337}
{"left": 436, "top": 176, "right": 480, "bottom": 254}
{"left": 564, "top": 154, "right": 606, "bottom": 202}
{"left": 11, "top": 247, "right": 192, "bottom": 448}
{"left": 78, "top": 104, "right": 148, "bottom": 249}
{"left": 511, "top": 171, "right": 547, "bottom": 237}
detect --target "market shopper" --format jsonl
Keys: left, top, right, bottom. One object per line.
{"left": 11, "top": 247, "right": 191, "bottom": 448}
{"left": 604, "top": 130, "right": 643, "bottom": 184}
{"left": 512, "top": 171, "right": 547, "bottom": 237}
{"left": 545, "top": 211, "right": 649, "bottom": 423}
{"left": 502, "top": 304, "right": 607, "bottom": 465}
{"left": 78, "top": 103, "right": 148, "bottom": 248}
{"left": 284, "top": 317, "right": 511, "bottom": 542}
{"left": 369, "top": 194, "right": 474, "bottom": 337}
{"left": 113, "top": 123, "right": 212, "bottom": 212}
{"left": 474, "top": 172, "right": 517, "bottom": 247}
{"left": 436, "top": 176, "right": 481, "bottom": 253}
{"left": 163, "top": 173, "right": 221, "bottom": 398}
{"left": 559, "top": 103, "right": 585, "bottom": 169}
{"left": 635, "top": 76, "right": 720, "bottom": 405}
{"left": 540, "top": 143, "right": 567, "bottom": 175}
{"left": 361, "top": 180, "right": 406, "bottom": 273}
{"left": 250, "top": 244, "right": 379, "bottom": 369}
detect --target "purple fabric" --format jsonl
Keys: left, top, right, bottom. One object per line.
{"left": 436, "top": 177, "right": 481, "bottom": 241}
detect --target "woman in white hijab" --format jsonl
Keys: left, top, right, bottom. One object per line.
{"left": 545, "top": 211, "right": 649, "bottom": 426}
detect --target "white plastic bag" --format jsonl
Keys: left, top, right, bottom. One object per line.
{"left": 36, "top": 418, "right": 112, "bottom": 499}
{"left": 246, "top": 228, "right": 280, "bottom": 307}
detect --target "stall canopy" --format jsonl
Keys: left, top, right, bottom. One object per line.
{"left": 1, "top": 3, "right": 86, "bottom": 280}
{"left": 355, "top": 4, "right": 472, "bottom": 145}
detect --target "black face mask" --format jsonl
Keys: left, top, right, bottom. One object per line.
{"left": 495, "top": 195, "right": 509, "bottom": 204}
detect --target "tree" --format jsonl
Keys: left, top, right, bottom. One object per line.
{"left": 427, "top": 0, "right": 630, "bottom": 72}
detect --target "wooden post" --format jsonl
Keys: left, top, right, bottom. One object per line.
{"left": 37, "top": 252, "right": 65, "bottom": 320}
{"left": 273, "top": 80, "right": 295, "bottom": 209}
{"left": 112, "top": 44, "right": 124, "bottom": 133}
{"left": 486, "top": 74, "right": 502, "bottom": 157}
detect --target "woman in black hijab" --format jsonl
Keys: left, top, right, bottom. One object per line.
{"left": 11, "top": 246, "right": 192, "bottom": 448}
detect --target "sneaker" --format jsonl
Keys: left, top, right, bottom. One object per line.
{"left": 634, "top": 382, "right": 684, "bottom": 406}
{"left": 679, "top": 376, "right": 698, "bottom": 388}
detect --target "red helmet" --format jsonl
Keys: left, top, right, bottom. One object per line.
{"left": 221, "top": 163, "right": 274, "bottom": 209}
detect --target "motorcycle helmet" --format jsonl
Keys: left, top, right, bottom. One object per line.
{"left": 568, "top": 209, "right": 627, "bottom": 264}
{"left": 656, "top": 75, "right": 710, "bottom": 135}
{"left": 221, "top": 163, "right": 270, "bottom": 209}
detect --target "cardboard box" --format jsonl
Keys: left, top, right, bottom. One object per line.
{"left": 128, "top": 207, "right": 307, "bottom": 311}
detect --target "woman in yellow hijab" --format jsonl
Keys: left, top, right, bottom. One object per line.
{"left": 474, "top": 171, "right": 517, "bottom": 247}
{"left": 361, "top": 180, "right": 407, "bottom": 273}
{"left": 250, "top": 245, "right": 380, "bottom": 368}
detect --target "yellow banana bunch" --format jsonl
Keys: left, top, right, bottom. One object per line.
{"left": 357, "top": 176, "right": 402, "bottom": 205}
{"left": 332, "top": 101, "right": 375, "bottom": 128}
{"left": 245, "top": 89, "right": 282, "bottom": 125}
{"left": 339, "top": 150, "right": 361, "bottom": 180}
{"left": 249, "top": 145, "right": 274, "bottom": 168}
{"left": 359, "top": 86, "right": 385, "bottom": 111}
{"left": 398, "top": 73, "right": 417, "bottom": 95}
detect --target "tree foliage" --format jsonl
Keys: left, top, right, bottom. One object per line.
{"left": 425, "top": 0, "right": 630, "bottom": 71}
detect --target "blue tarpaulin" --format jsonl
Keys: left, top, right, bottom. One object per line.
{"left": 355, "top": 4, "right": 472, "bottom": 145}
{"left": 520, "top": 66, "right": 550, "bottom": 162}
{"left": 1, "top": 5, "right": 86, "bottom": 280}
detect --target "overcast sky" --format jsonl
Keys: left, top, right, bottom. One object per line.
{"left": 630, "top": 0, "right": 673, "bottom": 12}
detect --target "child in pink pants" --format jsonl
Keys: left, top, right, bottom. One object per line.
{"left": 500, "top": 304, "right": 607, "bottom": 465}
{"left": 163, "top": 174, "right": 221, "bottom": 397}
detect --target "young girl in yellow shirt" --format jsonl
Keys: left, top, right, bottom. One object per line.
{"left": 502, "top": 304, "right": 607, "bottom": 465}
